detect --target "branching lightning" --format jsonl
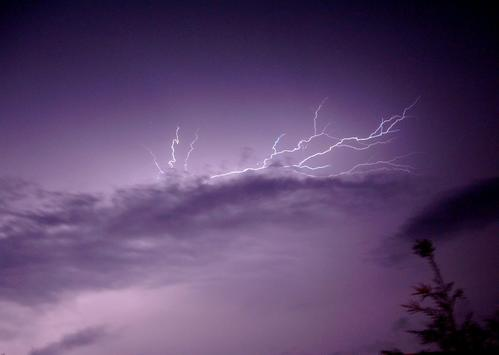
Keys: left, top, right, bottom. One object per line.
{"left": 210, "top": 97, "right": 420, "bottom": 179}
{"left": 184, "top": 130, "right": 199, "bottom": 171}
{"left": 168, "top": 126, "right": 181, "bottom": 168}
{"left": 330, "top": 153, "right": 417, "bottom": 177}
{"left": 313, "top": 97, "right": 328, "bottom": 136}
{"left": 144, "top": 126, "right": 200, "bottom": 175}
{"left": 145, "top": 98, "right": 419, "bottom": 180}
{"left": 143, "top": 145, "right": 165, "bottom": 175}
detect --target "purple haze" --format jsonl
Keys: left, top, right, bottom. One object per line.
{"left": 0, "top": 1, "right": 498, "bottom": 354}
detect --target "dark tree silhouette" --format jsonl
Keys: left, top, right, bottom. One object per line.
{"left": 403, "top": 239, "right": 463, "bottom": 351}
{"left": 382, "top": 239, "right": 499, "bottom": 354}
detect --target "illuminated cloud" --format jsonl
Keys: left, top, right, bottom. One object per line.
{"left": 29, "top": 327, "right": 106, "bottom": 355}
{"left": 0, "top": 173, "right": 417, "bottom": 305}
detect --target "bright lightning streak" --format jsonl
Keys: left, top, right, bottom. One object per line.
{"left": 184, "top": 130, "right": 199, "bottom": 171}
{"left": 296, "top": 97, "right": 419, "bottom": 168}
{"left": 210, "top": 97, "right": 420, "bottom": 179}
{"left": 313, "top": 97, "right": 328, "bottom": 135}
{"left": 259, "top": 109, "right": 332, "bottom": 169}
{"left": 145, "top": 126, "right": 201, "bottom": 175}
{"left": 168, "top": 126, "right": 180, "bottom": 169}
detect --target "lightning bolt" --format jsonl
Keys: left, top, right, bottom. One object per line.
{"left": 143, "top": 145, "right": 165, "bottom": 175}
{"left": 210, "top": 97, "right": 420, "bottom": 179}
{"left": 313, "top": 97, "right": 328, "bottom": 135}
{"left": 184, "top": 129, "right": 199, "bottom": 171}
{"left": 296, "top": 98, "right": 419, "bottom": 169}
{"left": 330, "top": 154, "right": 417, "bottom": 177}
{"left": 168, "top": 126, "right": 180, "bottom": 169}
{"left": 145, "top": 126, "right": 201, "bottom": 175}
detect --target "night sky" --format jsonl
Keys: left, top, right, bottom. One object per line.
{"left": 0, "top": 1, "right": 498, "bottom": 354}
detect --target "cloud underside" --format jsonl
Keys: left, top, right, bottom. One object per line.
{"left": 0, "top": 174, "right": 496, "bottom": 306}
{"left": 0, "top": 173, "right": 416, "bottom": 305}
{"left": 399, "top": 176, "right": 499, "bottom": 239}
{"left": 29, "top": 327, "right": 105, "bottom": 355}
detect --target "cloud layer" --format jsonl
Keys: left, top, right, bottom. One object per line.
{"left": 29, "top": 327, "right": 105, "bottom": 355}
{"left": 1, "top": 174, "right": 497, "bottom": 355}
{"left": 0, "top": 173, "right": 418, "bottom": 306}
{"left": 399, "top": 176, "right": 499, "bottom": 239}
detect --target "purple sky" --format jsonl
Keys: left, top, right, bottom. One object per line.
{"left": 0, "top": 1, "right": 498, "bottom": 354}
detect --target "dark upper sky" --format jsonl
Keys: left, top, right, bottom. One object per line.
{"left": 0, "top": 2, "right": 498, "bottom": 355}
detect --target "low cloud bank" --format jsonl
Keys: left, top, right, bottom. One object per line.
{"left": 399, "top": 176, "right": 499, "bottom": 239}
{"left": 0, "top": 173, "right": 417, "bottom": 305}
{"left": 29, "top": 327, "right": 106, "bottom": 355}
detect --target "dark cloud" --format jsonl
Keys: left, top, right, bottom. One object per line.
{"left": 29, "top": 327, "right": 106, "bottom": 355}
{"left": 399, "top": 177, "right": 499, "bottom": 239}
{"left": 0, "top": 173, "right": 417, "bottom": 305}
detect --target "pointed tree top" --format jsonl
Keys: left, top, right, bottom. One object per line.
{"left": 413, "top": 239, "right": 435, "bottom": 258}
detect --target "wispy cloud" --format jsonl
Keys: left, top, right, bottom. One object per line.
{"left": 29, "top": 327, "right": 106, "bottom": 355}
{"left": 0, "top": 173, "right": 416, "bottom": 305}
{"left": 398, "top": 177, "right": 499, "bottom": 239}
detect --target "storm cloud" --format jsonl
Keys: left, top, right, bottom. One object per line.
{"left": 0, "top": 173, "right": 418, "bottom": 305}
{"left": 29, "top": 327, "right": 106, "bottom": 355}
{"left": 399, "top": 176, "right": 499, "bottom": 239}
{"left": 1, "top": 1, "right": 497, "bottom": 354}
